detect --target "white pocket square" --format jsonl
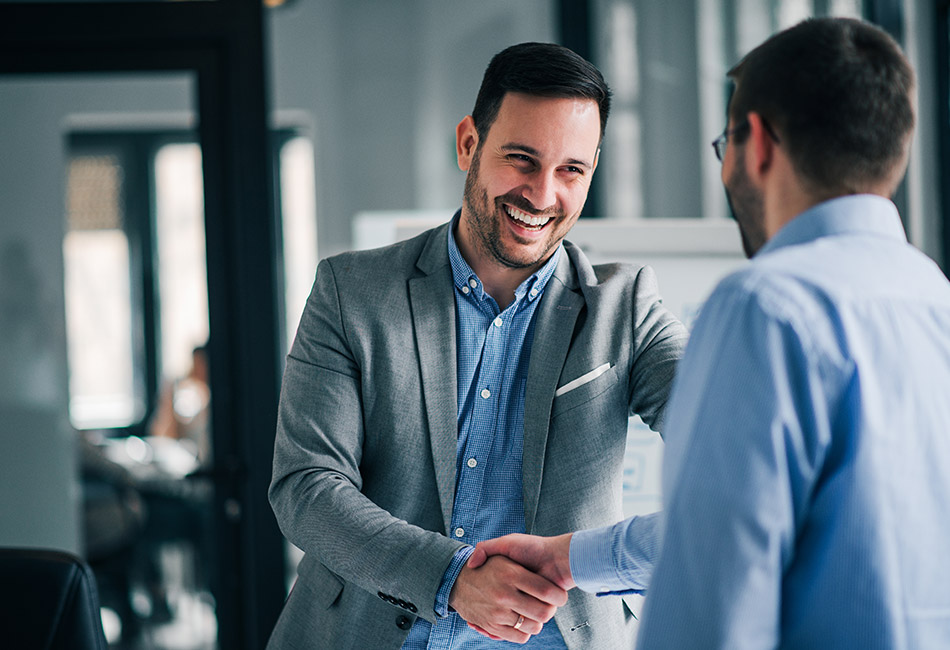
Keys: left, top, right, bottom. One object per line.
{"left": 554, "top": 363, "right": 612, "bottom": 397}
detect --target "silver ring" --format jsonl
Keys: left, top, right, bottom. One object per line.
{"left": 513, "top": 614, "right": 526, "bottom": 631}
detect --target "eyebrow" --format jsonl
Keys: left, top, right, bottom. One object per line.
{"left": 500, "top": 143, "right": 592, "bottom": 169}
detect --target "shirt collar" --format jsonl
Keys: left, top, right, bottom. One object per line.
{"left": 758, "top": 194, "right": 907, "bottom": 257}
{"left": 447, "top": 210, "right": 562, "bottom": 305}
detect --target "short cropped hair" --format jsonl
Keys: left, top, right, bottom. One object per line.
{"left": 728, "top": 17, "right": 915, "bottom": 195}
{"left": 472, "top": 42, "right": 612, "bottom": 143}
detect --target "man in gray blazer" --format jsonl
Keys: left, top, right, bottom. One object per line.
{"left": 268, "top": 42, "right": 687, "bottom": 649}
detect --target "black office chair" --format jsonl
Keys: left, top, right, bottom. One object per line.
{"left": 0, "top": 547, "right": 109, "bottom": 649}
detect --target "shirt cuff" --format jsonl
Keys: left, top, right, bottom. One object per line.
{"left": 434, "top": 545, "right": 475, "bottom": 617}
{"left": 569, "top": 515, "right": 657, "bottom": 596}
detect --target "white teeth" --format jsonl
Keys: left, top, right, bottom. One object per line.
{"left": 505, "top": 205, "right": 551, "bottom": 228}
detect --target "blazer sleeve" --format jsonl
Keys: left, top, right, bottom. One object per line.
{"left": 268, "top": 258, "right": 464, "bottom": 623}
{"left": 628, "top": 265, "right": 690, "bottom": 434}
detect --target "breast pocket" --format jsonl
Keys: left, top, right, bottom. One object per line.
{"left": 551, "top": 363, "right": 619, "bottom": 418}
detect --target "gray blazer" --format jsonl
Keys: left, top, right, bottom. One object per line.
{"left": 268, "top": 221, "right": 687, "bottom": 649}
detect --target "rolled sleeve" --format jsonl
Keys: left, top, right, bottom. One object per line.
{"left": 434, "top": 545, "right": 475, "bottom": 617}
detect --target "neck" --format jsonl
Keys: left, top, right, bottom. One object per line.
{"left": 453, "top": 221, "right": 541, "bottom": 311}
{"left": 762, "top": 154, "right": 823, "bottom": 241}
{"left": 464, "top": 253, "right": 536, "bottom": 311}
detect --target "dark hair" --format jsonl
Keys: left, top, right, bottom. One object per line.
{"left": 728, "top": 17, "right": 915, "bottom": 195}
{"left": 472, "top": 42, "right": 612, "bottom": 142}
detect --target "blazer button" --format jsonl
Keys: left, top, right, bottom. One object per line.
{"left": 407, "top": 603, "right": 418, "bottom": 613}
{"left": 396, "top": 615, "right": 413, "bottom": 630}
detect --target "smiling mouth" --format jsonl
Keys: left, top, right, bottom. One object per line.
{"left": 505, "top": 204, "right": 552, "bottom": 230}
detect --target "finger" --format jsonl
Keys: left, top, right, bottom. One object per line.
{"left": 511, "top": 566, "right": 569, "bottom": 609}
{"left": 467, "top": 622, "right": 503, "bottom": 641}
{"left": 467, "top": 546, "right": 487, "bottom": 569}
{"left": 473, "top": 536, "right": 510, "bottom": 559}
{"left": 482, "top": 622, "right": 531, "bottom": 645}
{"left": 501, "top": 593, "right": 558, "bottom": 626}
{"left": 511, "top": 612, "right": 545, "bottom": 636}
{"left": 485, "top": 560, "right": 565, "bottom": 622}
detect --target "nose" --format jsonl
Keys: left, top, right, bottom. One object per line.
{"left": 521, "top": 170, "right": 557, "bottom": 212}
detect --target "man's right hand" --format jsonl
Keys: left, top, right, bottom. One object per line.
{"left": 449, "top": 554, "right": 568, "bottom": 644}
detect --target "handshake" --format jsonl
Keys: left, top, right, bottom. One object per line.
{"left": 448, "top": 533, "right": 575, "bottom": 644}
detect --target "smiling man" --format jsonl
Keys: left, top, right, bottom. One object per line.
{"left": 267, "top": 42, "right": 687, "bottom": 649}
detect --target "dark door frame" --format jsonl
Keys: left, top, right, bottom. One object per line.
{"left": 939, "top": 0, "right": 950, "bottom": 278}
{"left": 557, "top": 0, "right": 603, "bottom": 218}
{"left": 0, "top": 2, "right": 285, "bottom": 647}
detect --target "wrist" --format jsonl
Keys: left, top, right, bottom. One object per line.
{"left": 555, "top": 533, "right": 576, "bottom": 589}
{"left": 440, "top": 545, "right": 475, "bottom": 616}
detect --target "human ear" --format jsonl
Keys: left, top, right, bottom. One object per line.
{"left": 456, "top": 115, "right": 479, "bottom": 171}
{"left": 746, "top": 111, "right": 776, "bottom": 179}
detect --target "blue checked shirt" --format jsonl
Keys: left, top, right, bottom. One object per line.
{"left": 402, "top": 218, "right": 568, "bottom": 649}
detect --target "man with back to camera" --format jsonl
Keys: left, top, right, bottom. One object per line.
{"left": 470, "top": 17, "right": 950, "bottom": 649}
{"left": 266, "top": 42, "right": 688, "bottom": 648}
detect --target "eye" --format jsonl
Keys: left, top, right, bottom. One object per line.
{"left": 507, "top": 153, "right": 534, "bottom": 166}
{"left": 561, "top": 165, "right": 585, "bottom": 176}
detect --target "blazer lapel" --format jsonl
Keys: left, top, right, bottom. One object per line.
{"left": 408, "top": 225, "right": 458, "bottom": 536}
{"left": 522, "top": 251, "right": 582, "bottom": 533}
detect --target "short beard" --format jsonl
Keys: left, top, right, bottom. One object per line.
{"left": 462, "top": 146, "right": 557, "bottom": 270}
{"left": 726, "top": 159, "right": 767, "bottom": 258}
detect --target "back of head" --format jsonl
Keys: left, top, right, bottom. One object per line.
{"left": 472, "top": 42, "right": 612, "bottom": 142}
{"left": 728, "top": 17, "right": 915, "bottom": 198}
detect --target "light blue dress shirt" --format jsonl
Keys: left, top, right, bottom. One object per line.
{"left": 569, "top": 511, "right": 661, "bottom": 594}
{"left": 577, "top": 195, "right": 950, "bottom": 649}
{"left": 403, "top": 218, "right": 568, "bottom": 649}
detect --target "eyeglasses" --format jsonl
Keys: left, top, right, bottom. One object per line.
{"left": 711, "top": 121, "right": 750, "bottom": 162}
{"left": 711, "top": 118, "right": 779, "bottom": 162}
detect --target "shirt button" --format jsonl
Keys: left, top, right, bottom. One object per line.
{"left": 480, "top": 388, "right": 490, "bottom": 399}
{"left": 461, "top": 285, "right": 470, "bottom": 295}
{"left": 530, "top": 289, "right": 538, "bottom": 298}
{"left": 469, "top": 279, "right": 478, "bottom": 289}
{"left": 467, "top": 457, "right": 477, "bottom": 468}
{"left": 493, "top": 317, "right": 503, "bottom": 328}
{"left": 454, "top": 527, "right": 465, "bottom": 538}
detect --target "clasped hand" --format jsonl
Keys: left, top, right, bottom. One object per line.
{"left": 450, "top": 533, "right": 574, "bottom": 644}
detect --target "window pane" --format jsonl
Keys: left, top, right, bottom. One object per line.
{"left": 64, "top": 154, "right": 139, "bottom": 429}
{"left": 829, "top": 0, "right": 862, "bottom": 18}
{"left": 280, "top": 135, "right": 318, "bottom": 347}
{"left": 154, "top": 143, "right": 209, "bottom": 383}
{"left": 597, "top": 0, "right": 706, "bottom": 219}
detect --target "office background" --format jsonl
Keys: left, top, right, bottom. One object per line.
{"left": 0, "top": 0, "right": 946, "bottom": 647}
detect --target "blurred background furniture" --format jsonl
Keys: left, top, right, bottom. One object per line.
{"left": 0, "top": 547, "right": 108, "bottom": 649}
